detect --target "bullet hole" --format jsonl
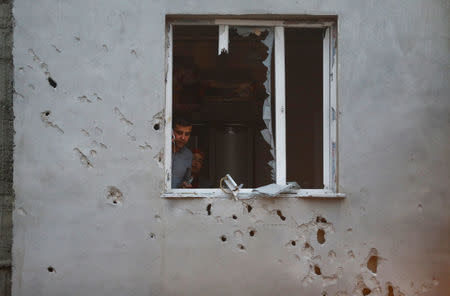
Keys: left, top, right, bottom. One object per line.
{"left": 291, "top": 240, "right": 296, "bottom": 246}
{"left": 238, "top": 244, "right": 245, "bottom": 250}
{"left": 316, "top": 216, "right": 327, "bottom": 223}
{"left": 48, "top": 77, "right": 57, "bottom": 88}
{"left": 220, "top": 235, "right": 227, "bottom": 242}
{"left": 106, "top": 186, "right": 123, "bottom": 205}
{"left": 362, "top": 288, "right": 371, "bottom": 295}
{"left": 314, "top": 265, "right": 322, "bottom": 275}
{"left": 47, "top": 266, "right": 55, "bottom": 273}
{"left": 44, "top": 111, "right": 50, "bottom": 116}
{"left": 149, "top": 233, "right": 156, "bottom": 239}
{"left": 317, "top": 228, "right": 326, "bottom": 244}
{"left": 367, "top": 255, "right": 378, "bottom": 273}
{"left": 304, "top": 242, "right": 311, "bottom": 249}
{"left": 247, "top": 204, "right": 253, "bottom": 213}
{"left": 232, "top": 214, "right": 238, "bottom": 220}
{"left": 417, "top": 204, "right": 423, "bottom": 213}
{"left": 387, "top": 285, "right": 394, "bottom": 296}
{"left": 206, "top": 203, "right": 212, "bottom": 216}
{"left": 249, "top": 230, "right": 255, "bottom": 237}
{"left": 276, "top": 210, "right": 286, "bottom": 221}
{"left": 153, "top": 123, "right": 160, "bottom": 131}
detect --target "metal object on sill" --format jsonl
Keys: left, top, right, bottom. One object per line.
{"left": 220, "top": 174, "right": 243, "bottom": 200}
{"left": 253, "top": 182, "right": 300, "bottom": 197}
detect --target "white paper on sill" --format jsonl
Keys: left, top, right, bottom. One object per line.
{"left": 253, "top": 182, "right": 300, "bottom": 196}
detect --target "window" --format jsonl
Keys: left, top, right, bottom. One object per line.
{"left": 163, "top": 16, "right": 344, "bottom": 198}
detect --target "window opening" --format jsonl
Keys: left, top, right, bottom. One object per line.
{"left": 285, "top": 28, "right": 324, "bottom": 189}
{"left": 172, "top": 25, "right": 275, "bottom": 188}
{"left": 165, "top": 17, "right": 342, "bottom": 198}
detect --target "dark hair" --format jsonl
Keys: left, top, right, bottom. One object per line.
{"left": 173, "top": 117, "right": 191, "bottom": 127}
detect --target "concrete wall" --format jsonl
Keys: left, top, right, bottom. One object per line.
{"left": 12, "top": 1, "right": 449, "bottom": 295}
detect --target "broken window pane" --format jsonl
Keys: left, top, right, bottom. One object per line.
{"left": 285, "top": 28, "right": 324, "bottom": 189}
{"left": 172, "top": 25, "right": 274, "bottom": 188}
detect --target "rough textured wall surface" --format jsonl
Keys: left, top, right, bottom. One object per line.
{"left": 12, "top": 1, "right": 449, "bottom": 295}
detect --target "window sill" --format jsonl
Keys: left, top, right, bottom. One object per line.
{"left": 161, "top": 189, "right": 346, "bottom": 199}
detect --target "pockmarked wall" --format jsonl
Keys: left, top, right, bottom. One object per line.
{"left": 12, "top": 1, "right": 449, "bottom": 295}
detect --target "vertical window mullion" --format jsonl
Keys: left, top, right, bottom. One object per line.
{"left": 322, "top": 27, "right": 331, "bottom": 190}
{"left": 164, "top": 24, "right": 173, "bottom": 191}
{"left": 329, "top": 25, "right": 338, "bottom": 192}
{"left": 274, "top": 26, "right": 286, "bottom": 185}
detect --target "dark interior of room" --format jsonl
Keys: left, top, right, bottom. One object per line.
{"left": 173, "top": 25, "right": 323, "bottom": 189}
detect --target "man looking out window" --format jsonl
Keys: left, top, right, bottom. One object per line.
{"left": 172, "top": 118, "right": 193, "bottom": 188}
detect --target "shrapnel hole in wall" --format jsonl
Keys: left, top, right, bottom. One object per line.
{"left": 206, "top": 203, "right": 212, "bottom": 215}
{"left": 367, "top": 255, "right": 378, "bottom": 273}
{"left": 246, "top": 204, "right": 252, "bottom": 213}
{"left": 48, "top": 77, "right": 57, "bottom": 88}
{"left": 317, "top": 228, "right": 326, "bottom": 244}
{"left": 276, "top": 210, "right": 286, "bottom": 221}
{"left": 314, "top": 265, "right": 322, "bottom": 275}
{"left": 387, "top": 285, "right": 394, "bottom": 296}
{"left": 316, "top": 216, "right": 327, "bottom": 223}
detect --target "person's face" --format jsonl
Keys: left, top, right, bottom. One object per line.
{"left": 173, "top": 124, "right": 192, "bottom": 150}
{"left": 191, "top": 152, "right": 204, "bottom": 174}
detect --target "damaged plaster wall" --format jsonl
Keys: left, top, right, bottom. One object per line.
{"left": 11, "top": 0, "right": 449, "bottom": 296}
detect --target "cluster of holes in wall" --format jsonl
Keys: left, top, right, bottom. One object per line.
{"left": 316, "top": 216, "right": 327, "bottom": 223}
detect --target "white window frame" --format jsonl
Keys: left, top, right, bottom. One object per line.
{"left": 162, "top": 17, "right": 345, "bottom": 199}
